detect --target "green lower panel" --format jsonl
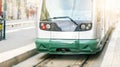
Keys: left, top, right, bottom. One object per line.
{"left": 35, "top": 38, "right": 99, "bottom": 54}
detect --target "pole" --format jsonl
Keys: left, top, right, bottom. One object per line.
{"left": 3, "top": 0, "right": 6, "bottom": 39}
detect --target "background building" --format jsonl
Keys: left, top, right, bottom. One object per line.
{"left": 6, "top": 0, "right": 39, "bottom": 20}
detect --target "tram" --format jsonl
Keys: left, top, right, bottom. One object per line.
{"left": 35, "top": 0, "right": 113, "bottom": 54}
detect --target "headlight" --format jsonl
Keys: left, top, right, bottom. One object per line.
{"left": 40, "top": 23, "right": 51, "bottom": 30}
{"left": 40, "top": 22, "right": 61, "bottom": 31}
{"left": 86, "top": 26, "right": 89, "bottom": 30}
{"left": 46, "top": 24, "right": 51, "bottom": 29}
{"left": 79, "top": 23, "right": 92, "bottom": 31}
{"left": 80, "top": 24, "right": 86, "bottom": 30}
{"left": 88, "top": 23, "right": 92, "bottom": 27}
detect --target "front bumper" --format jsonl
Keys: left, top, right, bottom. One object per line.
{"left": 35, "top": 38, "right": 100, "bottom": 54}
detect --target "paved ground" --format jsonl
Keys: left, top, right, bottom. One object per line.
{"left": 0, "top": 19, "right": 36, "bottom": 53}
{"left": 0, "top": 28, "right": 36, "bottom": 53}
{"left": 0, "top": 19, "right": 37, "bottom": 53}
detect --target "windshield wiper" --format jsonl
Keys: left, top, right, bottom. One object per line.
{"left": 49, "top": 16, "right": 78, "bottom": 25}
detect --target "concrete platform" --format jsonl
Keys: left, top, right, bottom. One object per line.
{"left": 0, "top": 27, "right": 37, "bottom": 66}
{"left": 101, "top": 22, "right": 120, "bottom": 67}
{"left": 13, "top": 53, "right": 47, "bottom": 67}
{"left": 0, "top": 28, "right": 36, "bottom": 53}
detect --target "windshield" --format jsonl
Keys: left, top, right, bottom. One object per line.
{"left": 41, "top": 0, "right": 92, "bottom": 21}
{"left": 40, "top": 0, "right": 93, "bottom": 31}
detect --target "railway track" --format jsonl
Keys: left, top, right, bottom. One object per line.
{"left": 68, "top": 55, "right": 90, "bottom": 67}
{"left": 33, "top": 55, "right": 90, "bottom": 67}
{"left": 14, "top": 45, "right": 109, "bottom": 67}
{"left": 33, "top": 54, "right": 55, "bottom": 67}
